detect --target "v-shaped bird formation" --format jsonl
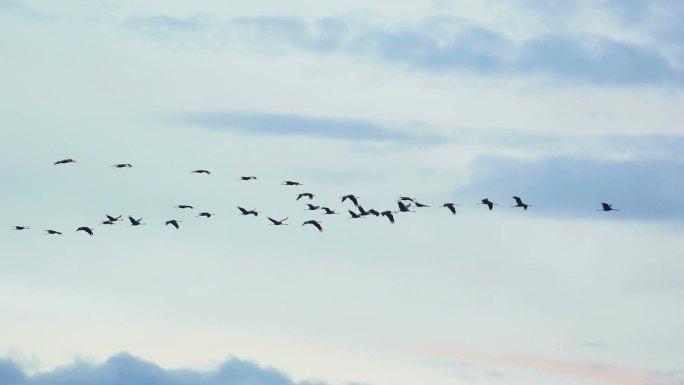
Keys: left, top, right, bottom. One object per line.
{"left": 10, "top": 159, "right": 621, "bottom": 236}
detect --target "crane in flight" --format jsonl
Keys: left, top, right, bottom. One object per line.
{"left": 297, "top": 193, "right": 315, "bottom": 201}
{"left": 44, "top": 229, "right": 62, "bottom": 235}
{"left": 302, "top": 220, "right": 323, "bottom": 232}
{"left": 197, "top": 212, "right": 215, "bottom": 218}
{"left": 341, "top": 194, "right": 360, "bottom": 206}
{"left": 128, "top": 216, "right": 145, "bottom": 226}
{"left": 381, "top": 211, "right": 396, "bottom": 224}
{"left": 282, "top": 181, "right": 302, "bottom": 186}
{"left": 598, "top": 203, "right": 619, "bottom": 212}
{"left": 238, "top": 207, "right": 259, "bottom": 216}
{"left": 175, "top": 205, "right": 194, "bottom": 209}
{"left": 54, "top": 159, "right": 75, "bottom": 165}
{"left": 12, "top": 226, "right": 30, "bottom": 231}
{"left": 305, "top": 203, "right": 321, "bottom": 211}
{"left": 480, "top": 198, "right": 497, "bottom": 210}
{"left": 512, "top": 196, "right": 531, "bottom": 210}
{"left": 105, "top": 214, "right": 122, "bottom": 222}
{"left": 237, "top": 176, "right": 257, "bottom": 181}
{"left": 111, "top": 163, "right": 132, "bottom": 168}
{"left": 77, "top": 227, "right": 94, "bottom": 236}
{"left": 442, "top": 203, "right": 459, "bottom": 215}
{"left": 268, "top": 217, "right": 288, "bottom": 226}
{"left": 191, "top": 169, "right": 211, "bottom": 174}
{"left": 165, "top": 220, "right": 181, "bottom": 229}
{"left": 347, "top": 210, "right": 365, "bottom": 219}
{"left": 397, "top": 201, "right": 414, "bottom": 213}
{"left": 320, "top": 207, "right": 339, "bottom": 215}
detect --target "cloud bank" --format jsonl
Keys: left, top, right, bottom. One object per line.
{"left": 0, "top": 353, "right": 327, "bottom": 385}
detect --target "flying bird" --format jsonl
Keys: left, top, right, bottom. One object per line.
{"left": 106, "top": 214, "right": 121, "bottom": 222}
{"left": 381, "top": 211, "right": 396, "bottom": 224}
{"left": 512, "top": 196, "right": 531, "bottom": 210}
{"left": 305, "top": 203, "right": 320, "bottom": 211}
{"left": 101, "top": 220, "right": 116, "bottom": 225}
{"left": 302, "top": 220, "right": 323, "bottom": 232}
{"left": 397, "top": 201, "right": 414, "bottom": 212}
{"left": 480, "top": 198, "right": 497, "bottom": 210}
{"left": 347, "top": 210, "right": 364, "bottom": 219}
{"left": 320, "top": 207, "right": 339, "bottom": 215}
{"left": 44, "top": 229, "right": 62, "bottom": 235}
{"left": 237, "top": 176, "right": 257, "bottom": 181}
{"left": 165, "top": 220, "right": 181, "bottom": 229}
{"left": 414, "top": 201, "right": 430, "bottom": 208}
{"left": 268, "top": 217, "right": 288, "bottom": 225}
{"left": 358, "top": 206, "right": 380, "bottom": 217}
{"left": 128, "top": 216, "right": 145, "bottom": 226}
{"left": 12, "top": 226, "right": 30, "bottom": 231}
{"left": 197, "top": 212, "right": 214, "bottom": 218}
{"left": 111, "top": 163, "right": 132, "bottom": 168}
{"left": 598, "top": 203, "right": 619, "bottom": 212}
{"left": 53, "top": 159, "right": 75, "bottom": 165}
{"left": 191, "top": 169, "right": 211, "bottom": 174}
{"left": 341, "top": 194, "right": 360, "bottom": 206}
{"left": 175, "top": 205, "right": 194, "bottom": 209}
{"left": 77, "top": 226, "right": 94, "bottom": 236}
{"left": 297, "top": 192, "right": 315, "bottom": 201}
{"left": 282, "top": 181, "right": 302, "bottom": 186}
{"left": 238, "top": 206, "right": 259, "bottom": 216}
{"left": 398, "top": 196, "right": 415, "bottom": 202}
{"left": 442, "top": 203, "right": 460, "bottom": 215}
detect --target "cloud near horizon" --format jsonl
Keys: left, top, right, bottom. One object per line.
{"left": 0, "top": 353, "right": 328, "bottom": 385}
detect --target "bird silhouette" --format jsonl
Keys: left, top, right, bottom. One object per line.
{"left": 297, "top": 192, "right": 315, "bottom": 201}
{"left": 77, "top": 227, "right": 94, "bottom": 236}
{"left": 480, "top": 198, "right": 497, "bottom": 210}
{"left": 111, "top": 163, "right": 132, "bottom": 168}
{"left": 347, "top": 210, "right": 364, "bottom": 219}
{"left": 128, "top": 216, "right": 145, "bottom": 226}
{"left": 165, "top": 220, "right": 181, "bottom": 229}
{"left": 598, "top": 203, "right": 619, "bottom": 212}
{"left": 302, "top": 220, "right": 323, "bottom": 232}
{"left": 237, "top": 176, "right": 257, "bottom": 181}
{"left": 282, "top": 181, "right": 302, "bottom": 186}
{"left": 512, "top": 196, "right": 531, "bottom": 210}
{"left": 398, "top": 196, "right": 415, "bottom": 202}
{"left": 341, "top": 194, "right": 360, "bottom": 206}
{"left": 305, "top": 203, "right": 320, "bottom": 211}
{"left": 191, "top": 169, "right": 211, "bottom": 174}
{"left": 100, "top": 220, "right": 116, "bottom": 225}
{"left": 53, "top": 159, "right": 75, "bottom": 165}
{"left": 268, "top": 217, "right": 288, "bottom": 225}
{"left": 106, "top": 214, "right": 122, "bottom": 222}
{"left": 442, "top": 203, "right": 460, "bottom": 215}
{"left": 12, "top": 226, "right": 30, "bottom": 231}
{"left": 238, "top": 206, "right": 259, "bottom": 216}
{"left": 197, "top": 212, "right": 214, "bottom": 218}
{"left": 320, "top": 207, "right": 339, "bottom": 215}
{"left": 357, "top": 206, "right": 380, "bottom": 217}
{"left": 381, "top": 211, "right": 396, "bottom": 224}
{"left": 44, "top": 229, "right": 62, "bottom": 235}
{"left": 414, "top": 201, "right": 430, "bottom": 208}
{"left": 397, "top": 201, "right": 414, "bottom": 212}
{"left": 175, "top": 205, "right": 194, "bottom": 209}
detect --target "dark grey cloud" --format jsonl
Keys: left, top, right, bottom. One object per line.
{"left": 171, "top": 111, "right": 442, "bottom": 143}
{"left": 123, "top": 14, "right": 684, "bottom": 86}
{"left": 0, "top": 353, "right": 327, "bottom": 385}
{"left": 458, "top": 155, "right": 684, "bottom": 222}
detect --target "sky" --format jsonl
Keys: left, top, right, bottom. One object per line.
{"left": 1, "top": 0, "right": 683, "bottom": 384}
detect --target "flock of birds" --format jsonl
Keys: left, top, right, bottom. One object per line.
{"left": 9, "top": 159, "right": 621, "bottom": 235}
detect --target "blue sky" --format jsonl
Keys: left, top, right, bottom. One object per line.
{"left": 1, "top": 1, "right": 684, "bottom": 385}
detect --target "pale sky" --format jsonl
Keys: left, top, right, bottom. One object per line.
{"left": 1, "top": 1, "right": 683, "bottom": 385}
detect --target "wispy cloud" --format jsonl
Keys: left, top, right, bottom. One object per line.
{"left": 0, "top": 352, "right": 328, "bottom": 385}
{"left": 170, "top": 111, "right": 442, "bottom": 143}
{"left": 123, "top": 14, "right": 684, "bottom": 86}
